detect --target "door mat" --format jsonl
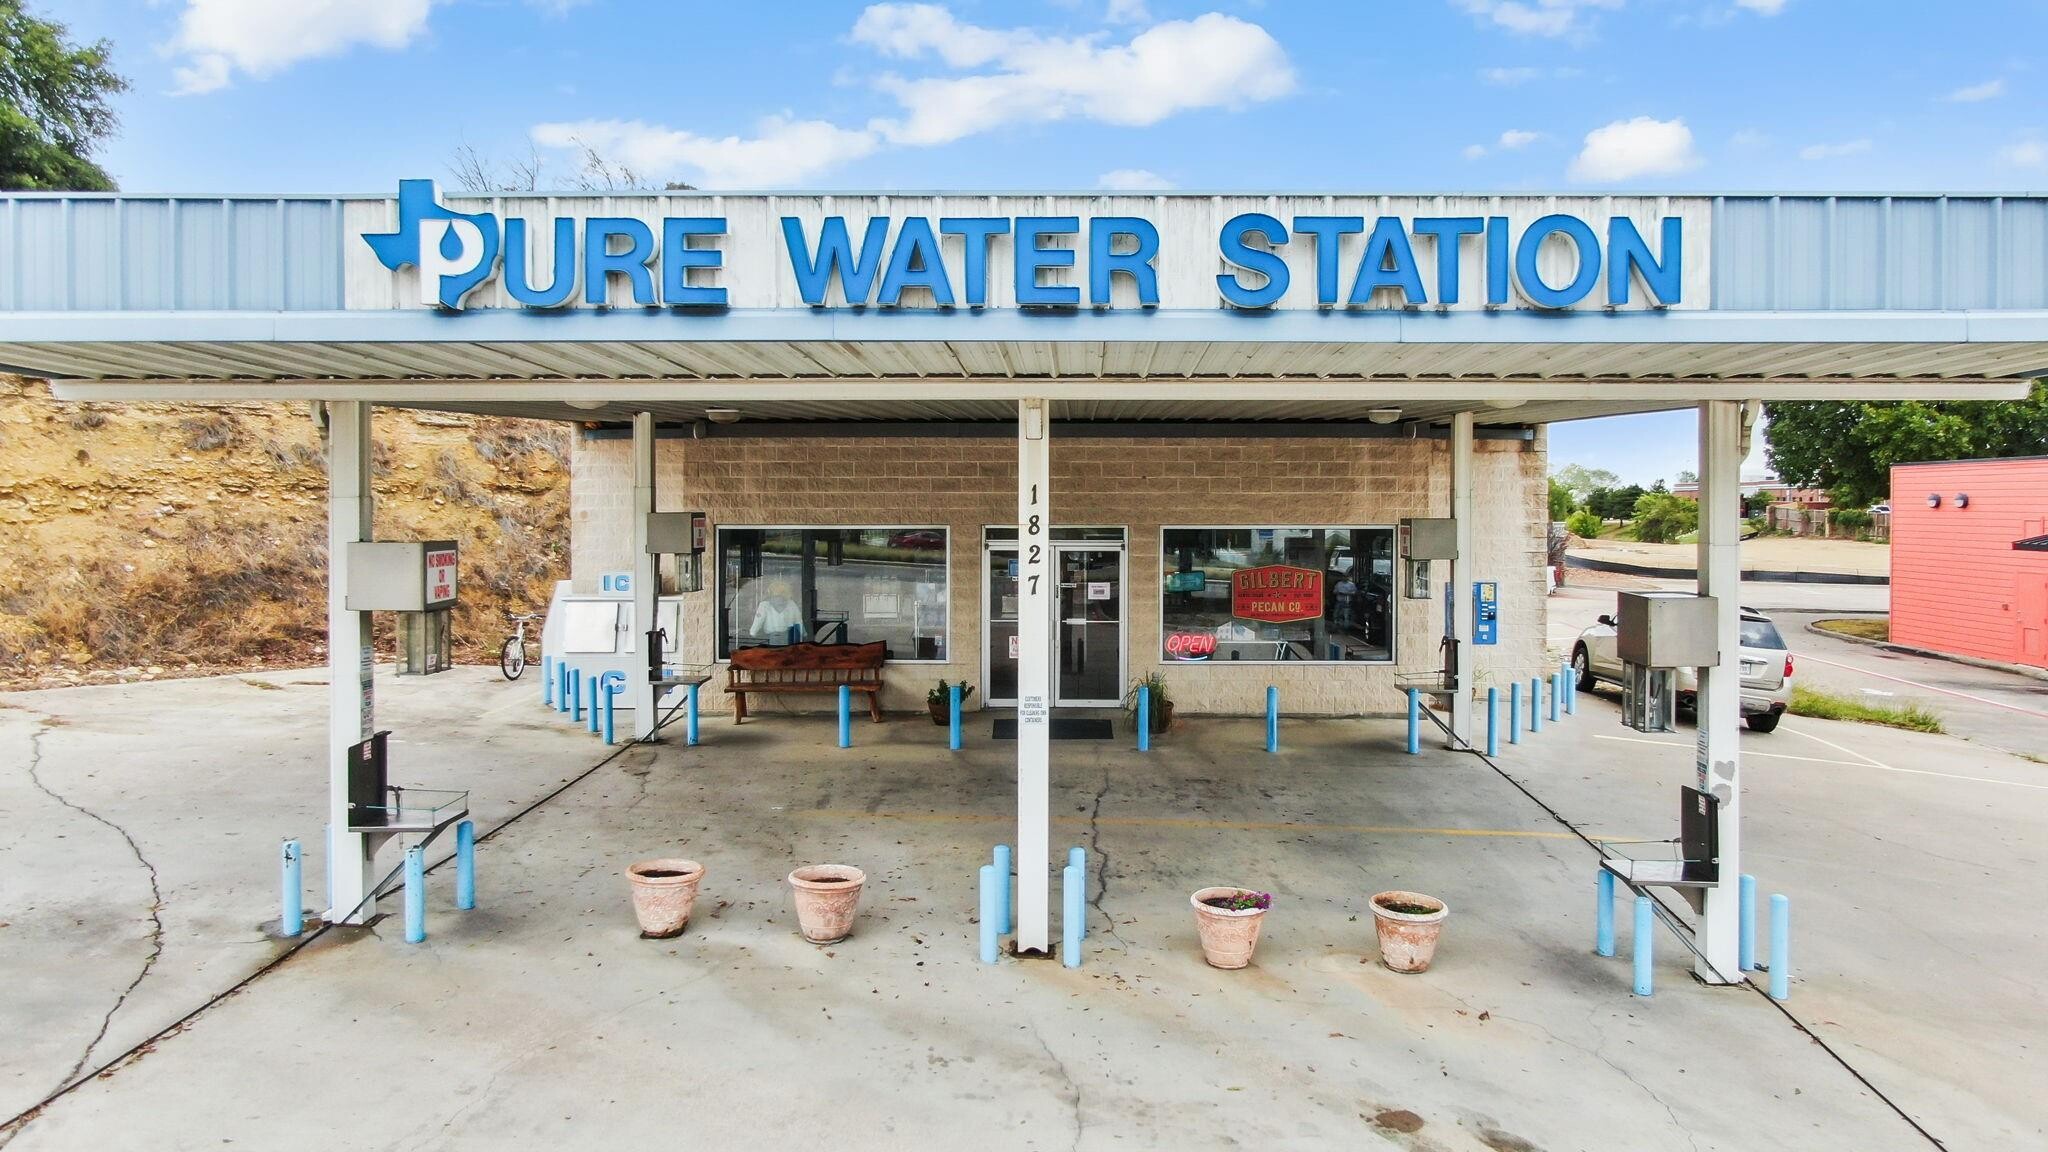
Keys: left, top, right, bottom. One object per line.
{"left": 990, "top": 718, "right": 1115, "bottom": 741}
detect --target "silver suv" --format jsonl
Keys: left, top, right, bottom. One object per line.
{"left": 1571, "top": 605, "right": 1794, "bottom": 733}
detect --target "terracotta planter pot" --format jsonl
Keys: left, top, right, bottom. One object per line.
{"left": 789, "top": 864, "right": 866, "bottom": 943}
{"left": 1370, "top": 890, "right": 1448, "bottom": 973}
{"left": 1150, "top": 700, "right": 1174, "bottom": 734}
{"left": 1190, "top": 886, "right": 1268, "bottom": 969}
{"left": 626, "top": 858, "right": 705, "bottom": 938}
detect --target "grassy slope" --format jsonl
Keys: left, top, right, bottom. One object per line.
{"left": 0, "top": 377, "right": 569, "bottom": 688}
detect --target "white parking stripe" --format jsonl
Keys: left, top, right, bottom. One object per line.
{"left": 1794, "top": 651, "right": 2048, "bottom": 721}
{"left": 1593, "top": 732, "right": 1864, "bottom": 767}
{"left": 1592, "top": 730, "right": 2048, "bottom": 792}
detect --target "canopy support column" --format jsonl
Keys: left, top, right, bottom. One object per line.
{"left": 325, "top": 400, "right": 376, "bottom": 924}
{"left": 630, "top": 411, "right": 660, "bottom": 741}
{"left": 1695, "top": 399, "right": 1747, "bottom": 983}
{"left": 1015, "top": 399, "right": 1052, "bottom": 955}
{"left": 1449, "top": 411, "right": 1475, "bottom": 749}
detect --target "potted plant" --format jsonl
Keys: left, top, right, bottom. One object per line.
{"left": 1123, "top": 672, "right": 1174, "bottom": 735}
{"left": 1369, "top": 890, "right": 1449, "bottom": 973}
{"left": 927, "top": 679, "right": 974, "bottom": 724}
{"left": 625, "top": 858, "right": 705, "bottom": 939}
{"left": 788, "top": 864, "right": 867, "bottom": 943}
{"left": 1190, "top": 887, "right": 1272, "bottom": 969}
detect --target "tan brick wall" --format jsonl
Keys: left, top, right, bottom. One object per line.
{"left": 570, "top": 430, "right": 1549, "bottom": 716}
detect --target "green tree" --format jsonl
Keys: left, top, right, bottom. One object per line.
{"left": 1631, "top": 490, "right": 1699, "bottom": 543}
{"left": 0, "top": 2, "right": 127, "bottom": 191}
{"left": 1565, "top": 509, "right": 1603, "bottom": 539}
{"left": 1551, "top": 463, "right": 1621, "bottom": 503}
{"left": 1547, "top": 476, "right": 1575, "bottom": 520}
{"left": 1586, "top": 484, "right": 1646, "bottom": 520}
{"left": 1765, "top": 382, "right": 2048, "bottom": 507}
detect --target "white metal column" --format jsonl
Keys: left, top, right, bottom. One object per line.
{"left": 1015, "top": 399, "right": 1052, "bottom": 955}
{"left": 325, "top": 401, "right": 376, "bottom": 924}
{"left": 630, "top": 411, "right": 660, "bottom": 740}
{"left": 1695, "top": 400, "right": 1746, "bottom": 983}
{"left": 1449, "top": 412, "right": 1475, "bottom": 748}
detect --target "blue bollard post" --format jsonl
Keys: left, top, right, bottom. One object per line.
{"left": 1509, "top": 681, "right": 1522, "bottom": 745}
{"left": 993, "top": 844, "right": 1013, "bottom": 935}
{"left": 1549, "top": 673, "right": 1561, "bottom": 722}
{"left": 280, "top": 839, "right": 302, "bottom": 938}
{"left": 1486, "top": 687, "right": 1500, "bottom": 757}
{"left": 1633, "top": 895, "right": 1653, "bottom": 996}
{"left": 1068, "top": 845, "right": 1087, "bottom": 939}
{"left": 978, "top": 864, "right": 999, "bottom": 964}
{"left": 1406, "top": 688, "right": 1420, "bottom": 755}
{"left": 1062, "top": 863, "right": 1084, "bottom": 968}
{"left": 1565, "top": 662, "right": 1578, "bottom": 715}
{"left": 404, "top": 845, "right": 426, "bottom": 944}
{"left": 586, "top": 674, "right": 602, "bottom": 735}
{"left": 570, "top": 668, "right": 584, "bottom": 723}
{"left": 687, "top": 682, "right": 700, "bottom": 746}
{"left": 1266, "top": 685, "right": 1279, "bottom": 753}
{"left": 1596, "top": 869, "right": 1615, "bottom": 957}
{"left": 456, "top": 819, "right": 476, "bottom": 911}
{"left": 1531, "top": 678, "right": 1543, "bottom": 733}
{"left": 1136, "top": 685, "right": 1149, "bottom": 752}
{"left": 1740, "top": 874, "right": 1757, "bottom": 972}
{"left": 949, "top": 683, "right": 962, "bottom": 751}
{"left": 542, "top": 655, "right": 555, "bottom": 706}
{"left": 556, "top": 662, "right": 570, "bottom": 713}
{"left": 603, "top": 671, "right": 626, "bottom": 744}
{"left": 1770, "top": 894, "right": 1791, "bottom": 1000}
{"left": 838, "top": 684, "right": 852, "bottom": 748}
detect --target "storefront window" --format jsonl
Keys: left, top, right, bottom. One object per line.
{"left": 718, "top": 528, "right": 948, "bottom": 660}
{"left": 1159, "top": 527, "right": 1395, "bottom": 663}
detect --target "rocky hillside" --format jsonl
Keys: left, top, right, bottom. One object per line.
{"left": 0, "top": 376, "right": 570, "bottom": 690}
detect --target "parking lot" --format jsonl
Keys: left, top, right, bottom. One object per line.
{"left": 3, "top": 666, "right": 2043, "bottom": 1150}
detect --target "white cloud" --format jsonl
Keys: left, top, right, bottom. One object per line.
{"left": 1568, "top": 116, "right": 1701, "bottom": 181}
{"left": 1498, "top": 128, "right": 1541, "bottom": 149}
{"left": 527, "top": 6, "right": 1296, "bottom": 188}
{"left": 1729, "top": 127, "right": 1770, "bottom": 150}
{"left": 1098, "top": 167, "right": 1173, "bottom": 190}
{"left": 1479, "top": 64, "right": 1581, "bottom": 85}
{"left": 531, "top": 116, "right": 881, "bottom": 188}
{"left": 1105, "top": 0, "right": 1151, "bottom": 22}
{"left": 857, "top": 7, "right": 1296, "bottom": 147}
{"left": 1455, "top": 0, "right": 1624, "bottom": 39}
{"left": 1462, "top": 143, "right": 1489, "bottom": 160}
{"left": 1942, "top": 78, "right": 2004, "bottom": 103}
{"left": 168, "top": 0, "right": 432, "bottom": 95}
{"left": 1797, "top": 138, "right": 1870, "bottom": 161}
{"left": 1734, "top": 0, "right": 1786, "bottom": 12}
{"left": 1997, "top": 140, "right": 2047, "bottom": 169}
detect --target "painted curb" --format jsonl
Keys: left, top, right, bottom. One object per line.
{"left": 1803, "top": 619, "right": 2048, "bottom": 683}
{"left": 1567, "top": 554, "right": 1889, "bottom": 585}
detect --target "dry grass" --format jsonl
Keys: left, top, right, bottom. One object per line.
{"left": 180, "top": 411, "right": 243, "bottom": 452}
{"left": 1814, "top": 616, "right": 1890, "bottom": 642}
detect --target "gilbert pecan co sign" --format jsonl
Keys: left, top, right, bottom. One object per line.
{"left": 1230, "top": 564, "right": 1323, "bottom": 624}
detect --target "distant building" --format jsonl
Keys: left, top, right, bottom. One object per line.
{"left": 1672, "top": 477, "right": 1826, "bottom": 505}
{"left": 1890, "top": 457, "right": 2048, "bottom": 670}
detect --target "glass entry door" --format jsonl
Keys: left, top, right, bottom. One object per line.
{"left": 983, "top": 539, "right": 1125, "bottom": 708}
{"left": 1054, "top": 546, "right": 1124, "bottom": 707}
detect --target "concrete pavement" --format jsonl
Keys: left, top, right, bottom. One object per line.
{"left": 4, "top": 667, "right": 2043, "bottom": 1149}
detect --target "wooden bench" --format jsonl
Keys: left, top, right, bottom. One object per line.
{"left": 726, "top": 641, "right": 887, "bottom": 723}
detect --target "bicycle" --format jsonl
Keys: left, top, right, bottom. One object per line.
{"left": 500, "top": 612, "right": 542, "bottom": 680}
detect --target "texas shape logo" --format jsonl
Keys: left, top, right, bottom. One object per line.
{"left": 362, "top": 180, "right": 501, "bottom": 310}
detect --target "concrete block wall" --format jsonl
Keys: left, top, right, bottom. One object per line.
{"left": 570, "top": 429, "right": 1550, "bottom": 716}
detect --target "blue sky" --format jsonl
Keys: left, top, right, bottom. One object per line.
{"left": 46, "top": 0, "right": 2048, "bottom": 482}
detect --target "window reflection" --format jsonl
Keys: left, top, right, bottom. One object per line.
{"left": 719, "top": 528, "right": 948, "bottom": 660}
{"left": 1160, "top": 527, "right": 1395, "bottom": 663}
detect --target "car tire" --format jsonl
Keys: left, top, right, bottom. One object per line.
{"left": 1571, "top": 645, "right": 1594, "bottom": 691}
{"left": 1746, "top": 713, "right": 1781, "bottom": 734}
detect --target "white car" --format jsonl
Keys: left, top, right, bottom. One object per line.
{"left": 1571, "top": 606, "right": 1794, "bottom": 733}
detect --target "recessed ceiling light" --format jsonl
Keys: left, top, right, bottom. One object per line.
{"left": 1366, "top": 407, "right": 1402, "bottom": 425}
{"left": 706, "top": 407, "right": 743, "bottom": 424}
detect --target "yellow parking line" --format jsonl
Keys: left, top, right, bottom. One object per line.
{"left": 795, "top": 809, "right": 1586, "bottom": 839}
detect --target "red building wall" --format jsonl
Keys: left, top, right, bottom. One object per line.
{"left": 1889, "top": 458, "right": 2048, "bottom": 669}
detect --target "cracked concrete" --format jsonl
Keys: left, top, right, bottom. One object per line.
{"left": 5, "top": 669, "right": 2041, "bottom": 1149}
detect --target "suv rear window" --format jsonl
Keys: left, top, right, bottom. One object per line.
{"left": 1740, "top": 618, "right": 1787, "bottom": 650}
